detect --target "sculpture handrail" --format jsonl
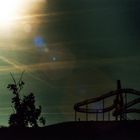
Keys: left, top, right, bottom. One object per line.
{"left": 74, "top": 80, "right": 140, "bottom": 121}
{"left": 113, "top": 97, "right": 140, "bottom": 116}
{"left": 75, "top": 104, "right": 115, "bottom": 113}
{"left": 74, "top": 88, "right": 140, "bottom": 111}
{"left": 74, "top": 88, "right": 140, "bottom": 115}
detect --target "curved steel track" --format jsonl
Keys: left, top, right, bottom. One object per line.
{"left": 74, "top": 88, "right": 140, "bottom": 120}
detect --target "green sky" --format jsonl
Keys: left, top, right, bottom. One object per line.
{"left": 0, "top": 0, "right": 140, "bottom": 126}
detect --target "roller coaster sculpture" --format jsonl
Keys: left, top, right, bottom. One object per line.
{"left": 74, "top": 80, "right": 140, "bottom": 121}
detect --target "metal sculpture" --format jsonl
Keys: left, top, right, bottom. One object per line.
{"left": 74, "top": 80, "right": 140, "bottom": 121}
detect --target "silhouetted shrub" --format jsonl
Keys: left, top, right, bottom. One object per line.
{"left": 8, "top": 72, "right": 42, "bottom": 127}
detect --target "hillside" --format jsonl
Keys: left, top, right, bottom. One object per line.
{"left": 0, "top": 121, "right": 139, "bottom": 140}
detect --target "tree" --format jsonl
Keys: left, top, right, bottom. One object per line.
{"left": 39, "top": 116, "right": 46, "bottom": 127}
{"left": 8, "top": 72, "right": 42, "bottom": 127}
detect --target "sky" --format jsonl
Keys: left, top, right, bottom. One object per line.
{"left": 0, "top": 0, "right": 140, "bottom": 126}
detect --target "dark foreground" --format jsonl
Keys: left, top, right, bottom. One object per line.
{"left": 0, "top": 121, "right": 140, "bottom": 140}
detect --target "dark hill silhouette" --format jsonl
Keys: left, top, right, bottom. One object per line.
{"left": 0, "top": 121, "right": 139, "bottom": 140}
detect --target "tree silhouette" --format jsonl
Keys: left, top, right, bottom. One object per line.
{"left": 8, "top": 72, "right": 42, "bottom": 127}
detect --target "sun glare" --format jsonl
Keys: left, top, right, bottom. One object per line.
{"left": 0, "top": 0, "right": 47, "bottom": 28}
{"left": 0, "top": 0, "right": 24, "bottom": 26}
